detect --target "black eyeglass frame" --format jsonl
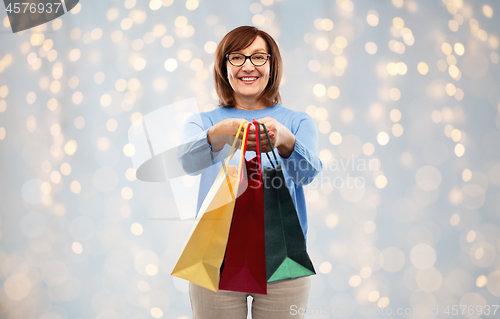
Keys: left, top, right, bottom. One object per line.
{"left": 225, "top": 52, "right": 271, "bottom": 67}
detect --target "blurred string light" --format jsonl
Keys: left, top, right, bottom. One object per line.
{"left": 0, "top": 0, "right": 499, "bottom": 317}
{"left": 305, "top": 0, "right": 500, "bottom": 311}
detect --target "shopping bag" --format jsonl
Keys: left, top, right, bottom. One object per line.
{"left": 170, "top": 121, "right": 250, "bottom": 291}
{"left": 219, "top": 123, "right": 267, "bottom": 294}
{"left": 259, "top": 124, "right": 316, "bottom": 282}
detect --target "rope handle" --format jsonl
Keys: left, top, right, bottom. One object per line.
{"left": 236, "top": 122, "right": 251, "bottom": 180}
{"left": 258, "top": 123, "right": 279, "bottom": 168}
{"left": 220, "top": 120, "right": 248, "bottom": 180}
{"left": 255, "top": 123, "right": 262, "bottom": 180}
{"left": 223, "top": 120, "right": 249, "bottom": 168}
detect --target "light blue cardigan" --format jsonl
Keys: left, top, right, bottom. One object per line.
{"left": 178, "top": 103, "right": 322, "bottom": 244}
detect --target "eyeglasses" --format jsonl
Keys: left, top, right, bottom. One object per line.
{"left": 225, "top": 52, "right": 271, "bottom": 66}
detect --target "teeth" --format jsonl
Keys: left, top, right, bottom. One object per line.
{"left": 240, "top": 77, "right": 258, "bottom": 81}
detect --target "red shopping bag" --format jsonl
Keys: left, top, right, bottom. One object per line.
{"left": 219, "top": 123, "right": 267, "bottom": 294}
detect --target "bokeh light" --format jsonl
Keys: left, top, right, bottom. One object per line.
{"left": 0, "top": 1, "right": 499, "bottom": 318}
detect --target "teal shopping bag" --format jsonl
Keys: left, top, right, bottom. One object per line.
{"left": 259, "top": 124, "right": 316, "bottom": 282}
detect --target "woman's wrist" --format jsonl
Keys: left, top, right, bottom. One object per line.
{"left": 277, "top": 130, "right": 296, "bottom": 159}
{"left": 207, "top": 126, "right": 224, "bottom": 152}
{"left": 208, "top": 119, "right": 247, "bottom": 152}
{"left": 209, "top": 119, "right": 237, "bottom": 150}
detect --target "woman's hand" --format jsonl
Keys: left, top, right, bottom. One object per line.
{"left": 207, "top": 117, "right": 294, "bottom": 156}
{"left": 251, "top": 118, "right": 296, "bottom": 158}
{"left": 207, "top": 118, "right": 248, "bottom": 152}
{"left": 239, "top": 121, "right": 275, "bottom": 153}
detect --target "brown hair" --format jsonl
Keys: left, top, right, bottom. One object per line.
{"left": 213, "top": 26, "right": 282, "bottom": 108}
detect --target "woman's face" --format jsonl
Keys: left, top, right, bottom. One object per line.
{"left": 226, "top": 36, "right": 270, "bottom": 103}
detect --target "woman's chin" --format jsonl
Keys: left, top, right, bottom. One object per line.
{"left": 235, "top": 89, "right": 263, "bottom": 99}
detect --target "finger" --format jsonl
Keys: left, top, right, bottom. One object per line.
{"left": 246, "top": 141, "right": 267, "bottom": 151}
{"left": 259, "top": 142, "right": 269, "bottom": 150}
{"left": 249, "top": 134, "right": 267, "bottom": 142}
{"left": 237, "top": 134, "right": 247, "bottom": 144}
{"left": 249, "top": 129, "right": 268, "bottom": 137}
{"left": 256, "top": 133, "right": 267, "bottom": 144}
{"left": 251, "top": 124, "right": 266, "bottom": 133}
{"left": 237, "top": 127, "right": 252, "bottom": 138}
{"left": 247, "top": 139, "right": 264, "bottom": 145}
{"left": 258, "top": 132, "right": 274, "bottom": 144}
{"left": 253, "top": 123, "right": 270, "bottom": 132}
{"left": 260, "top": 123, "right": 274, "bottom": 131}
{"left": 251, "top": 142, "right": 271, "bottom": 152}
{"left": 247, "top": 128, "right": 258, "bottom": 135}
{"left": 256, "top": 117, "right": 272, "bottom": 122}
{"left": 245, "top": 144, "right": 258, "bottom": 152}
{"left": 245, "top": 133, "right": 259, "bottom": 142}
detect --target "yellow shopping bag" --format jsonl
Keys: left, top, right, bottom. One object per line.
{"left": 171, "top": 121, "right": 251, "bottom": 291}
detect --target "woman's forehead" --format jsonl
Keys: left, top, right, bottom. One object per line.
{"left": 233, "top": 48, "right": 267, "bottom": 54}
{"left": 234, "top": 37, "right": 268, "bottom": 53}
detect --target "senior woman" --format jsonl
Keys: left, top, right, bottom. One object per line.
{"left": 178, "top": 26, "right": 322, "bottom": 319}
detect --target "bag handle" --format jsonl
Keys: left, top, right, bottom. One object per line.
{"left": 217, "top": 121, "right": 251, "bottom": 200}
{"left": 237, "top": 122, "right": 251, "bottom": 179}
{"left": 258, "top": 123, "right": 279, "bottom": 168}
{"left": 255, "top": 123, "right": 262, "bottom": 180}
{"left": 220, "top": 121, "right": 248, "bottom": 179}
{"left": 223, "top": 120, "right": 248, "bottom": 167}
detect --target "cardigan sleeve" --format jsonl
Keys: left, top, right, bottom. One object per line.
{"left": 177, "top": 113, "right": 231, "bottom": 176}
{"left": 278, "top": 113, "right": 323, "bottom": 186}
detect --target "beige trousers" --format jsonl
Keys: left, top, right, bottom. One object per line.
{"left": 189, "top": 276, "right": 312, "bottom": 319}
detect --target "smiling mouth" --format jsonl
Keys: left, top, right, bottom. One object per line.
{"left": 239, "top": 76, "right": 259, "bottom": 83}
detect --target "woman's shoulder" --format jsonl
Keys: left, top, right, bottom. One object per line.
{"left": 184, "top": 106, "right": 225, "bottom": 126}
{"left": 274, "top": 104, "right": 317, "bottom": 135}
{"left": 200, "top": 105, "right": 229, "bottom": 119}
{"left": 275, "top": 103, "right": 313, "bottom": 122}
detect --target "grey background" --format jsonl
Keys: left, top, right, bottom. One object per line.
{"left": 0, "top": 0, "right": 500, "bottom": 318}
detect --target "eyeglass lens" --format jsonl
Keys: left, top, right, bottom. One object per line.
{"left": 228, "top": 53, "right": 268, "bottom": 66}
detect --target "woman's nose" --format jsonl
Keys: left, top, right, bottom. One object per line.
{"left": 242, "top": 58, "right": 254, "bottom": 71}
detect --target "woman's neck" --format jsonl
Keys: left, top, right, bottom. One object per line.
{"left": 233, "top": 96, "right": 268, "bottom": 110}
